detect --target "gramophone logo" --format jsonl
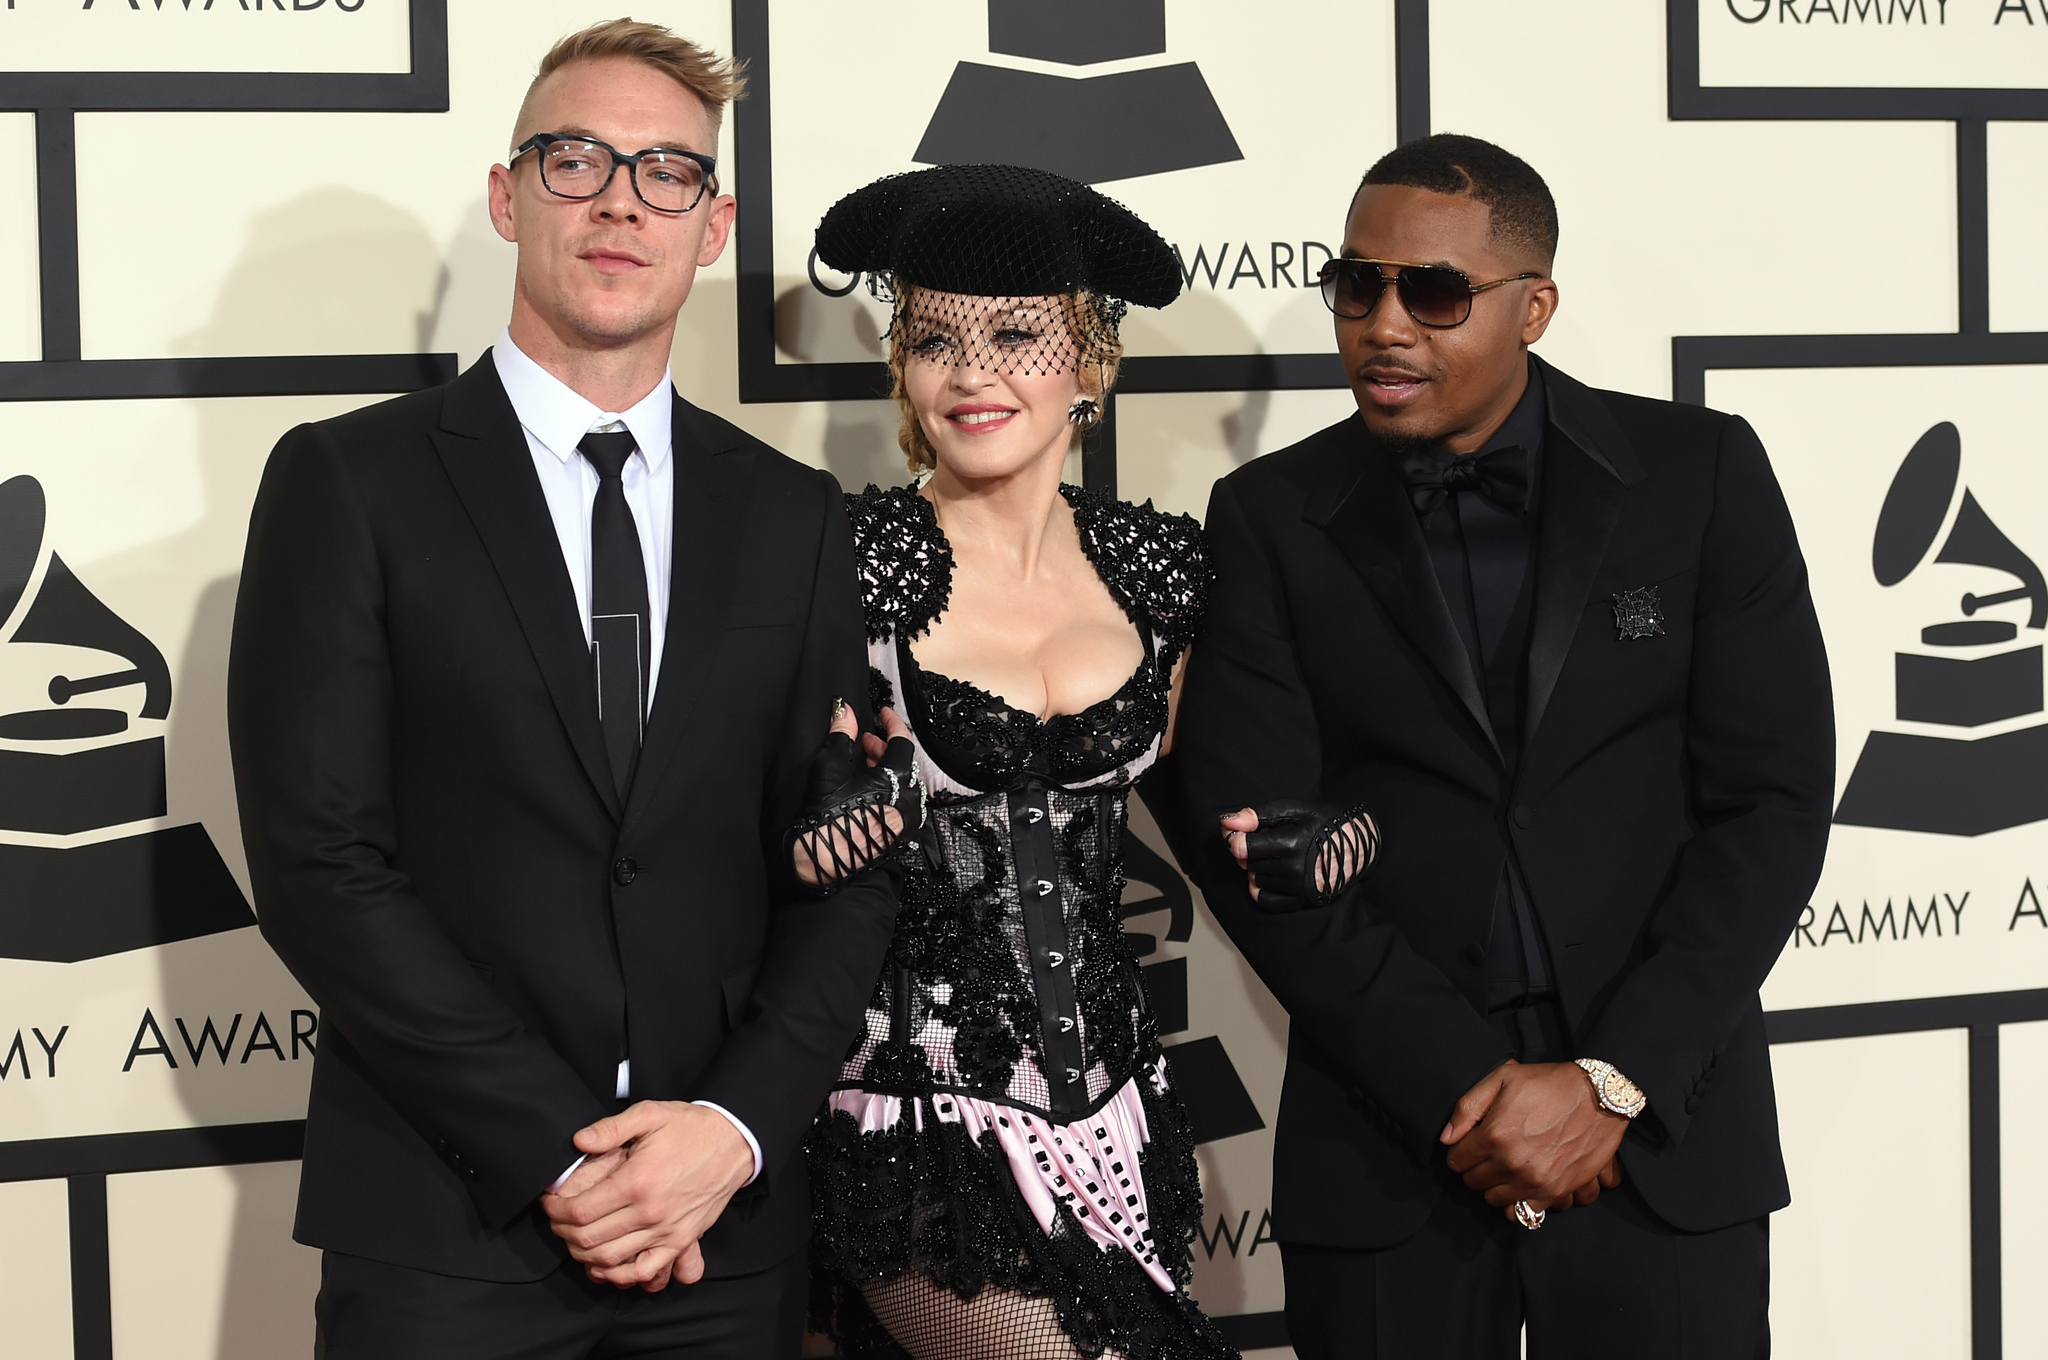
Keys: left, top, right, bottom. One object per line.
{"left": 1833, "top": 423, "right": 2048, "bottom": 836}
{"left": 0, "top": 474, "right": 253, "bottom": 962}
{"left": 913, "top": 0, "right": 1243, "bottom": 184}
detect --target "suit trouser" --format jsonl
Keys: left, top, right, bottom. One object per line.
{"left": 1280, "top": 1001, "right": 1769, "bottom": 1360}
{"left": 313, "top": 1245, "right": 807, "bottom": 1360}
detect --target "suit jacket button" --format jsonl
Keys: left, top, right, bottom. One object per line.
{"left": 613, "top": 858, "right": 638, "bottom": 885}
{"left": 1511, "top": 806, "right": 1533, "bottom": 830}
{"left": 1461, "top": 944, "right": 1486, "bottom": 967}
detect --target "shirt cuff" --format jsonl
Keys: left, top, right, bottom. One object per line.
{"left": 694, "top": 1101, "right": 764, "bottom": 1186}
{"left": 547, "top": 1154, "right": 586, "bottom": 1195}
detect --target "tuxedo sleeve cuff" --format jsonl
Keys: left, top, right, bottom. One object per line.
{"left": 694, "top": 1102, "right": 764, "bottom": 1186}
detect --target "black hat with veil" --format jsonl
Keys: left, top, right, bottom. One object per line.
{"left": 814, "top": 163, "right": 1181, "bottom": 381}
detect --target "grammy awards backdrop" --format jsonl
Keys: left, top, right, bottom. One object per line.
{"left": 1, "top": 2, "right": 2045, "bottom": 1356}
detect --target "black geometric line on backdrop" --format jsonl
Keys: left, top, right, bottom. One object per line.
{"left": 1670, "top": 8, "right": 2048, "bottom": 1352}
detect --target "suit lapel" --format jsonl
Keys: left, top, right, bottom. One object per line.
{"left": 622, "top": 394, "right": 754, "bottom": 824}
{"left": 432, "top": 354, "right": 620, "bottom": 817}
{"left": 1307, "top": 417, "right": 1499, "bottom": 758}
{"left": 1522, "top": 357, "right": 1649, "bottom": 746}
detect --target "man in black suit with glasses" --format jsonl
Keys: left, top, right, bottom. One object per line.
{"left": 1173, "top": 134, "right": 1832, "bottom": 1357}
{"left": 228, "top": 20, "right": 901, "bottom": 1358}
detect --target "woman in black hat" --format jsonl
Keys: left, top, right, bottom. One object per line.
{"left": 785, "top": 165, "right": 1375, "bottom": 1360}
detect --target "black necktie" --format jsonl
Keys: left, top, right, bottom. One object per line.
{"left": 1400, "top": 444, "right": 1533, "bottom": 517}
{"left": 579, "top": 430, "right": 651, "bottom": 799}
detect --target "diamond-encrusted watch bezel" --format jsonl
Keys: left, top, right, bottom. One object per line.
{"left": 1576, "top": 1057, "right": 1645, "bottom": 1118}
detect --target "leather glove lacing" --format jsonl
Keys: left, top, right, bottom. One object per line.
{"left": 789, "top": 730, "right": 925, "bottom": 894}
{"left": 1240, "top": 799, "right": 1380, "bottom": 912}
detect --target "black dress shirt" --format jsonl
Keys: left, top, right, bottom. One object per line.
{"left": 1415, "top": 362, "right": 1555, "bottom": 1009}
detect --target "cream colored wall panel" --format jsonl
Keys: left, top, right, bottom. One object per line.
{"left": 1117, "top": 387, "right": 1357, "bottom": 521}
{"left": 1706, "top": 365, "right": 2048, "bottom": 1012}
{"left": 2003, "top": 1019, "right": 2048, "bottom": 1356}
{"left": 762, "top": 0, "right": 1397, "bottom": 369}
{"left": 107, "top": 1161, "right": 318, "bottom": 1360}
{"left": 1, "top": 395, "right": 375, "bottom": 1147}
{"left": 72, "top": 0, "right": 734, "bottom": 367}
{"left": 0, "top": 113, "right": 38, "bottom": 363}
{"left": 1770, "top": 1029, "right": 1971, "bottom": 1357}
{"left": 2, "top": 1, "right": 409, "bottom": 75}
{"left": 1699, "top": 0, "right": 2048, "bottom": 89}
{"left": 1432, "top": 1, "right": 1956, "bottom": 401}
{"left": 1989, "top": 122, "right": 2048, "bottom": 334}
{"left": 0, "top": 1178, "right": 72, "bottom": 1360}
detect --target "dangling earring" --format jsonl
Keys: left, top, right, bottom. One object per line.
{"left": 1068, "top": 397, "right": 1100, "bottom": 431}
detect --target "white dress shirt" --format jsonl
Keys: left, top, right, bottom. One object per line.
{"left": 493, "top": 332, "right": 763, "bottom": 1191}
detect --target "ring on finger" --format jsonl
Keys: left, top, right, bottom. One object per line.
{"left": 1512, "top": 1199, "right": 1546, "bottom": 1231}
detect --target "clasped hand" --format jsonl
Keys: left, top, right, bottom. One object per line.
{"left": 1441, "top": 1059, "right": 1626, "bottom": 1222}
{"left": 539, "top": 1100, "right": 754, "bottom": 1292}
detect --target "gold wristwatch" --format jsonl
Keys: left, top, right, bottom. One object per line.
{"left": 1574, "top": 1058, "right": 1646, "bottom": 1119}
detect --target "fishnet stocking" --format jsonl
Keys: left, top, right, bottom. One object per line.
{"left": 862, "top": 1273, "right": 1131, "bottom": 1360}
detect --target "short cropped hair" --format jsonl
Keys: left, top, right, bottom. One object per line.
{"left": 1359, "top": 134, "right": 1558, "bottom": 268}
{"left": 515, "top": 19, "right": 748, "bottom": 148}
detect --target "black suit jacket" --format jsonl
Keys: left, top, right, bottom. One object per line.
{"left": 1173, "top": 356, "right": 1833, "bottom": 1247}
{"left": 227, "top": 356, "right": 895, "bottom": 1281}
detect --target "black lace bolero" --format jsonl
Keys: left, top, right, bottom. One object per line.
{"left": 847, "top": 482, "right": 1208, "bottom": 660}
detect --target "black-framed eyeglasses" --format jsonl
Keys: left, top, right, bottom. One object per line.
{"left": 509, "top": 133, "right": 717, "bottom": 214}
{"left": 1317, "top": 257, "right": 1542, "bottom": 328}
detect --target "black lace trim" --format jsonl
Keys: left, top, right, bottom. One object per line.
{"left": 848, "top": 484, "right": 953, "bottom": 644}
{"left": 806, "top": 1072, "right": 1236, "bottom": 1360}
{"left": 904, "top": 635, "right": 1165, "bottom": 792}
{"left": 1062, "top": 483, "right": 1211, "bottom": 665}
{"left": 868, "top": 665, "right": 896, "bottom": 717}
{"left": 845, "top": 483, "right": 1211, "bottom": 659}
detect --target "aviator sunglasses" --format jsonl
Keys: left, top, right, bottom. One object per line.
{"left": 1317, "top": 257, "right": 1543, "bottom": 328}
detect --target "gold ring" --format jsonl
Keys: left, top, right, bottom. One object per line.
{"left": 1512, "top": 1199, "right": 1546, "bottom": 1231}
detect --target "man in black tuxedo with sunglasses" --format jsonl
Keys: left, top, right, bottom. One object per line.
{"left": 1172, "top": 135, "right": 1833, "bottom": 1356}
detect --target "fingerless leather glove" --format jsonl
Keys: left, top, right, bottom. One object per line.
{"left": 788, "top": 730, "right": 924, "bottom": 894}
{"left": 1241, "top": 800, "right": 1380, "bottom": 912}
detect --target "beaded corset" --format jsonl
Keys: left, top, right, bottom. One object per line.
{"left": 840, "top": 483, "right": 1208, "bottom": 1122}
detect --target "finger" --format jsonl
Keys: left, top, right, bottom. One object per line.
{"left": 591, "top": 1243, "right": 675, "bottom": 1290}
{"left": 1226, "top": 831, "right": 1250, "bottom": 870}
{"left": 674, "top": 1241, "right": 707, "bottom": 1286}
{"left": 878, "top": 707, "right": 911, "bottom": 741}
{"left": 861, "top": 732, "right": 887, "bottom": 763}
{"left": 640, "top": 1257, "right": 676, "bottom": 1293}
{"left": 541, "top": 1151, "right": 627, "bottom": 1212}
{"left": 1600, "top": 1159, "right": 1623, "bottom": 1190}
{"left": 567, "top": 1225, "right": 662, "bottom": 1269}
{"left": 1462, "top": 1160, "right": 1522, "bottom": 1195}
{"left": 1219, "top": 808, "right": 1260, "bottom": 834}
{"left": 551, "top": 1195, "right": 655, "bottom": 1246}
{"left": 829, "top": 697, "right": 857, "bottom": 739}
{"left": 1441, "top": 1066, "right": 1509, "bottom": 1144}
{"left": 1572, "top": 1179, "right": 1600, "bottom": 1207}
{"left": 574, "top": 1101, "right": 665, "bottom": 1156}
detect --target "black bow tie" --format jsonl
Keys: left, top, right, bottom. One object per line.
{"left": 1399, "top": 444, "right": 1532, "bottom": 517}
